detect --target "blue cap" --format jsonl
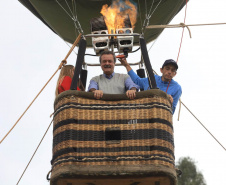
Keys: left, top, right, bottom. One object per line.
{"left": 162, "top": 59, "right": 178, "bottom": 70}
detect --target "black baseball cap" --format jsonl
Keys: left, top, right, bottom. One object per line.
{"left": 162, "top": 59, "right": 178, "bottom": 70}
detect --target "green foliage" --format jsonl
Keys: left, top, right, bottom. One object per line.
{"left": 176, "top": 157, "right": 207, "bottom": 185}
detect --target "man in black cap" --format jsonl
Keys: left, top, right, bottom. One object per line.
{"left": 119, "top": 58, "right": 182, "bottom": 114}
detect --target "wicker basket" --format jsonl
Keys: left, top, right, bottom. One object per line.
{"left": 50, "top": 90, "right": 176, "bottom": 185}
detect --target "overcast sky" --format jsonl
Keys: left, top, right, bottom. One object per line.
{"left": 0, "top": 1, "right": 226, "bottom": 185}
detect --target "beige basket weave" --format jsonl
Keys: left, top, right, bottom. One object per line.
{"left": 50, "top": 90, "right": 176, "bottom": 185}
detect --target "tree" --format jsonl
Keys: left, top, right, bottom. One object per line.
{"left": 176, "top": 157, "right": 207, "bottom": 185}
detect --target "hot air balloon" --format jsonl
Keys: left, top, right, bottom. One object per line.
{"left": 19, "top": 0, "right": 186, "bottom": 46}
{"left": 18, "top": 0, "right": 187, "bottom": 185}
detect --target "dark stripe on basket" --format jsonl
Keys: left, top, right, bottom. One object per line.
{"left": 53, "top": 129, "right": 174, "bottom": 147}
{"left": 51, "top": 145, "right": 175, "bottom": 164}
{"left": 56, "top": 101, "right": 171, "bottom": 109}
{"left": 52, "top": 154, "right": 175, "bottom": 168}
{"left": 54, "top": 102, "right": 172, "bottom": 117}
{"left": 54, "top": 105, "right": 172, "bottom": 117}
{"left": 53, "top": 118, "right": 173, "bottom": 132}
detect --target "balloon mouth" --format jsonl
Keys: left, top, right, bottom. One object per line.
{"left": 100, "top": 0, "right": 137, "bottom": 34}
{"left": 90, "top": 15, "right": 132, "bottom": 33}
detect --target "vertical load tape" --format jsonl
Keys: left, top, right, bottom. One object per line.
{"left": 139, "top": 37, "right": 157, "bottom": 89}
{"left": 71, "top": 38, "right": 87, "bottom": 90}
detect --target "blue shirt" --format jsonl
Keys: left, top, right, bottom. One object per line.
{"left": 88, "top": 72, "right": 139, "bottom": 92}
{"left": 128, "top": 69, "right": 182, "bottom": 114}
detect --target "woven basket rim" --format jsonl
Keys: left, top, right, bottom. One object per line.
{"left": 50, "top": 164, "right": 177, "bottom": 183}
{"left": 54, "top": 89, "right": 169, "bottom": 106}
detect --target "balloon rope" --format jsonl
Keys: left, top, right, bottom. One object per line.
{"left": 16, "top": 120, "right": 53, "bottom": 185}
{"left": 181, "top": 101, "right": 226, "bottom": 151}
{"left": 64, "top": 33, "right": 81, "bottom": 60}
{"left": 153, "top": 70, "right": 225, "bottom": 151}
{"left": 176, "top": 0, "right": 188, "bottom": 62}
{"left": 177, "top": 98, "right": 182, "bottom": 121}
{"left": 0, "top": 34, "right": 81, "bottom": 145}
{"left": 146, "top": 22, "right": 226, "bottom": 41}
{"left": 146, "top": 22, "right": 226, "bottom": 30}
{"left": 166, "top": 80, "right": 171, "bottom": 93}
{"left": 166, "top": 0, "right": 187, "bottom": 108}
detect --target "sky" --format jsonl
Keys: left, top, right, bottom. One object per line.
{"left": 0, "top": 0, "right": 226, "bottom": 185}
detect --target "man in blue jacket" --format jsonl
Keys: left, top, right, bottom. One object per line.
{"left": 119, "top": 58, "right": 182, "bottom": 114}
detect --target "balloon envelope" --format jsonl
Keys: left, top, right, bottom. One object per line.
{"left": 19, "top": 0, "right": 187, "bottom": 47}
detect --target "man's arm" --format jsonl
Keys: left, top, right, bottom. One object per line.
{"left": 172, "top": 86, "right": 182, "bottom": 114}
{"left": 88, "top": 80, "right": 103, "bottom": 99}
{"left": 89, "top": 88, "right": 97, "bottom": 92}
{"left": 125, "top": 77, "right": 139, "bottom": 91}
{"left": 126, "top": 87, "right": 137, "bottom": 99}
{"left": 119, "top": 58, "right": 147, "bottom": 90}
{"left": 118, "top": 58, "right": 132, "bottom": 72}
{"left": 88, "top": 80, "right": 98, "bottom": 92}
{"left": 124, "top": 76, "right": 139, "bottom": 99}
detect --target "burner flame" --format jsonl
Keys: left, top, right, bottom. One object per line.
{"left": 100, "top": 0, "right": 137, "bottom": 34}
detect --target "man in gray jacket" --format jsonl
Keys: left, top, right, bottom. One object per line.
{"left": 88, "top": 51, "right": 139, "bottom": 99}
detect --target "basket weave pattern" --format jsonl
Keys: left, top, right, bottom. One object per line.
{"left": 52, "top": 93, "right": 174, "bottom": 173}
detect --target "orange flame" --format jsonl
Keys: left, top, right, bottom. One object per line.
{"left": 100, "top": 0, "right": 137, "bottom": 34}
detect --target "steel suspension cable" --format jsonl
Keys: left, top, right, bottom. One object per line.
{"left": 55, "top": 0, "right": 74, "bottom": 21}
{"left": 55, "top": 0, "right": 83, "bottom": 34}
{"left": 142, "top": 0, "right": 162, "bottom": 34}
{"left": 72, "top": 0, "right": 79, "bottom": 36}
{"left": 137, "top": 0, "right": 143, "bottom": 29}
